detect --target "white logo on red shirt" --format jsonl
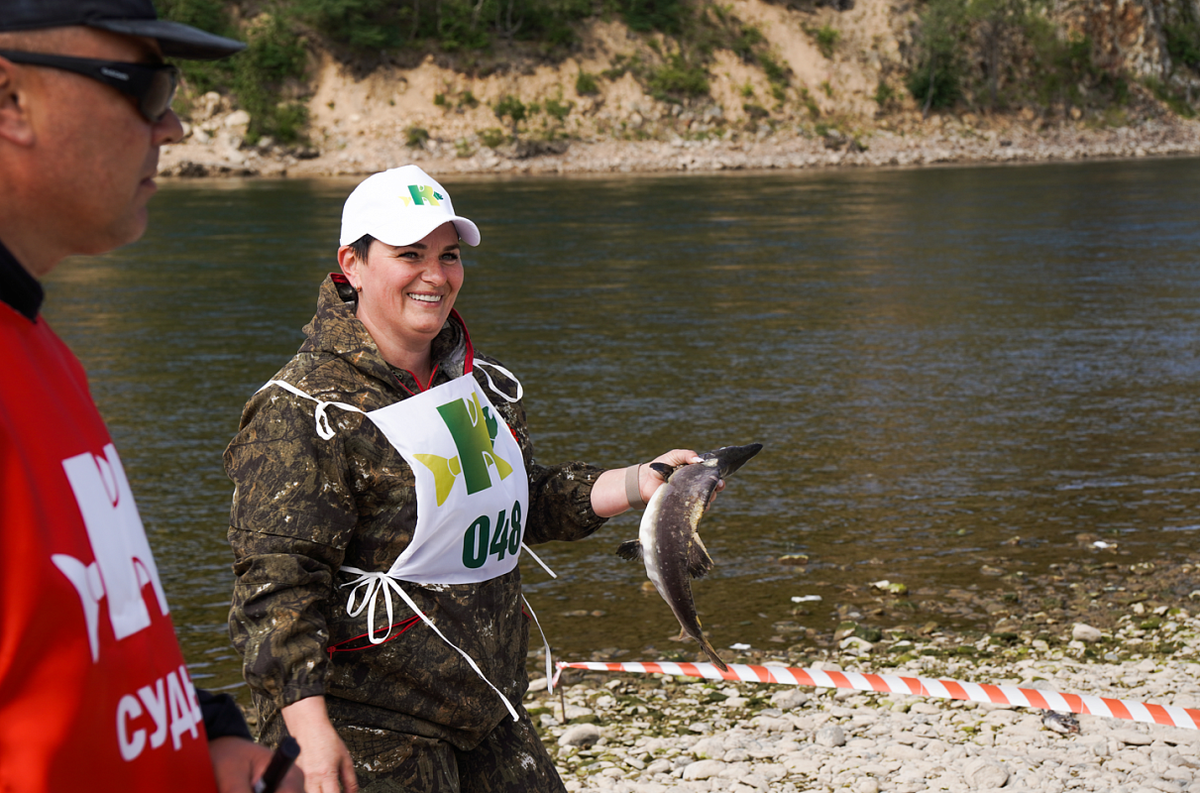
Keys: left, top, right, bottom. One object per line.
{"left": 53, "top": 444, "right": 169, "bottom": 662}
{"left": 116, "top": 665, "right": 203, "bottom": 761}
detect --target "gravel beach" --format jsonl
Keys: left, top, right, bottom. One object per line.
{"left": 529, "top": 566, "right": 1200, "bottom": 793}
{"left": 160, "top": 114, "right": 1200, "bottom": 179}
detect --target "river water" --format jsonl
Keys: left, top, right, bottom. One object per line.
{"left": 43, "top": 157, "right": 1200, "bottom": 696}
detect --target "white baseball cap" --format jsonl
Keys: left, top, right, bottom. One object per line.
{"left": 339, "top": 165, "right": 481, "bottom": 248}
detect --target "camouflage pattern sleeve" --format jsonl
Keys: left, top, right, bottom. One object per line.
{"left": 227, "top": 534, "right": 341, "bottom": 707}
{"left": 225, "top": 380, "right": 362, "bottom": 708}
{"left": 475, "top": 354, "right": 610, "bottom": 546}
{"left": 523, "top": 460, "right": 609, "bottom": 545}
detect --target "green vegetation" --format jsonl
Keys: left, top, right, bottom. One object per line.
{"left": 903, "top": 0, "right": 1174, "bottom": 118}
{"left": 493, "top": 94, "right": 527, "bottom": 136}
{"left": 405, "top": 125, "right": 430, "bottom": 147}
{"left": 906, "top": 0, "right": 965, "bottom": 114}
{"left": 159, "top": 0, "right": 794, "bottom": 135}
{"left": 159, "top": 0, "right": 307, "bottom": 143}
{"left": 158, "top": 0, "right": 1195, "bottom": 143}
{"left": 814, "top": 24, "right": 840, "bottom": 59}
{"left": 873, "top": 78, "right": 897, "bottom": 109}
{"left": 1165, "top": 0, "right": 1200, "bottom": 74}
{"left": 1143, "top": 75, "right": 1196, "bottom": 118}
{"left": 646, "top": 52, "right": 709, "bottom": 102}
{"left": 575, "top": 70, "right": 600, "bottom": 95}
{"left": 1167, "top": 21, "right": 1200, "bottom": 71}
{"left": 622, "top": 0, "right": 684, "bottom": 34}
{"left": 544, "top": 93, "right": 573, "bottom": 122}
{"left": 478, "top": 127, "right": 507, "bottom": 147}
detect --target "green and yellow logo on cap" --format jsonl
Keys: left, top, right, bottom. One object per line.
{"left": 414, "top": 392, "right": 514, "bottom": 505}
{"left": 400, "top": 185, "right": 446, "bottom": 207}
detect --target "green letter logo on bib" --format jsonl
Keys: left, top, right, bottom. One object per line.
{"left": 414, "top": 392, "right": 514, "bottom": 505}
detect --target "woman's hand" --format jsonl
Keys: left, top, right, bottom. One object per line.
{"left": 281, "top": 697, "right": 358, "bottom": 793}
{"left": 590, "top": 448, "right": 705, "bottom": 518}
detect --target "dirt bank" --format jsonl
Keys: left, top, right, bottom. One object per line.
{"left": 158, "top": 0, "right": 1200, "bottom": 180}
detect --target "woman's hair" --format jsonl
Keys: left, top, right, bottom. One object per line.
{"left": 348, "top": 234, "right": 375, "bottom": 263}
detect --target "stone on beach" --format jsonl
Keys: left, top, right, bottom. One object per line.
{"left": 769, "top": 688, "right": 809, "bottom": 710}
{"left": 558, "top": 723, "right": 601, "bottom": 747}
{"left": 815, "top": 724, "right": 846, "bottom": 747}
{"left": 682, "top": 759, "right": 725, "bottom": 780}
{"left": 963, "top": 757, "right": 1010, "bottom": 788}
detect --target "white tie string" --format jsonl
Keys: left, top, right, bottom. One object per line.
{"left": 472, "top": 360, "right": 524, "bottom": 403}
{"left": 339, "top": 567, "right": 520, "bottom": 722}
{"left": 522, "top": 594, "right": 555, "bottom": 694}
{"left": 256, "top": 379, "right": 364, "bottom": 440}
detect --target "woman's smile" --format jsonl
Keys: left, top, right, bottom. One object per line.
{"left": 408, "top": 292, "right": 442, "bottom": 303}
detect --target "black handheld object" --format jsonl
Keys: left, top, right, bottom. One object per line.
{"left": 252, "top": 736, "right": 300, "bottom": 793}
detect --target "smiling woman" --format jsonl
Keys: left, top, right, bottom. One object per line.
{"left": 337, "top": 223, "right": 465, "bottom": 387}
{"left": 222, "top": 164, "right": 698, "bottom": 793}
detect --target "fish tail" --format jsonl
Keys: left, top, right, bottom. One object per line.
{"left": 697, "top": 634, "right": 728, "bottom": 672}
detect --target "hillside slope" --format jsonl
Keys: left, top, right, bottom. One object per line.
{"left": 159, "top": 0, "right": 1200, "bottom": 176}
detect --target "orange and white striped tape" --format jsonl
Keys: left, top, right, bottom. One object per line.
{"left": 554, "top": 660, "right": 1200, "bottom": 730}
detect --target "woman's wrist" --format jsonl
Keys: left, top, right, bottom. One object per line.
{"left": 590, "top": 451, "right": 697, "bottom": 518}
{"left": 281, "top": 695, "right": 332, "bottom": 734}
{"left": 624, "top": 464, "right": 645, "bottom": 509}
{"left": 591, "top": 465, "right": 643, "bottom": 518}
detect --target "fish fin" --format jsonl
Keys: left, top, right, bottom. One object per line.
{"left": 648, "top": 462, "right": 675, "bottom": 482}
{"left": 615, "top": 540, "right": 643, "bottom": 561}
{"left": 686, "top": 618, "right": 728, "bottom": 671}
{"left": 688, "top": 535, "right": 715, "bottom": 579}
{"left": 699, "top": 640, "right": 729, "bottom": 672}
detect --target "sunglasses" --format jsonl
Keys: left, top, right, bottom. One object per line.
{"left": 0, "top": 50, "right": 180, "bottom": 123}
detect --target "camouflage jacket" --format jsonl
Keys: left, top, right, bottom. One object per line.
{"left": 225, "top": 275, "right": 608, "bottom": 750}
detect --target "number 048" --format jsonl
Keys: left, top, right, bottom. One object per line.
{"left": 462, "top": 501, "right": 523, "bottom": 569}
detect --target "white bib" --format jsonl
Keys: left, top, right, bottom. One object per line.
{"left": 258, "top": 359, "right": 552, "bottom": 718}
{"left": 369, "top": 370, "right": 529, "bottom": 584}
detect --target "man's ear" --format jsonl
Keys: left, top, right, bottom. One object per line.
{"left": 0, "top": 57, "right": 35, "bottom": 147}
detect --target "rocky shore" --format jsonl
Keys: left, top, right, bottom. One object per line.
{"left": 528, "top": 557, "right": 1200, "bottom": 793}
{"left": 160, "top": 104, "right": 1200, "bottom": 179}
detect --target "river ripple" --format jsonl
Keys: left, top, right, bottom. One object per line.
{"left": 43, "top": 157, "right": 1200, "bottom": 694}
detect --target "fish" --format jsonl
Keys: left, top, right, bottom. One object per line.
{"left": 616, "top": 443, "right": 763, "bottom": 672}
{"left": 1041, "top": 711, "right": 1080, "bottom": 734}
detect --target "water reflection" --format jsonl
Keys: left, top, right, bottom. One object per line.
{"left": 43, "top": 158, "right": 1200, "bottom": 693}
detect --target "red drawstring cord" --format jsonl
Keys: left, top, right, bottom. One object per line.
{"left": 327, "top": 614, "right": 422, "bottom": 657}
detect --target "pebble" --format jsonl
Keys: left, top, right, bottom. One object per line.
{"left": 681, "top": 759, "right": 724, "bottom": 780}
{"left": 1112, "top": 729, "right": 1156, "bottom": 746}
{"left": 963, "top": 757, "right": 1010, "bottom": 787}
{"left": 815, "top": 724, "right": 846, "bottom": 747}
{"left": 770, "top": 689, "right": 809, "bottom": 710}
{"left": 557, "top": 723, "right": 601, "bottom": 747}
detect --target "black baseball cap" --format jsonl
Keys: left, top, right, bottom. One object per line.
{"left": 0, "top": 0, "right": 245, "bottom": 60}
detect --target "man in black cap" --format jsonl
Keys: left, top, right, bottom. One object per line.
{"left": 0, "top": 2, "right": 303, "bottom": 791}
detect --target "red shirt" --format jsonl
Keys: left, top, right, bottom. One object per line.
{"left": 0, "top": 283, "right": 216, "bottom": 790}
